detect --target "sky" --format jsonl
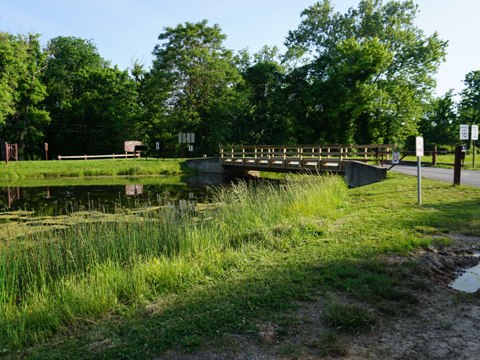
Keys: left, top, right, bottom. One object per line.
{"left": 1, "top": 0, "right": 479, "bottom": 96}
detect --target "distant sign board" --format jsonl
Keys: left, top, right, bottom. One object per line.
{"left": 392, "top": 151, "right": 400, "bottom": 164}
{"left": 178, "top": 133, "right": 195, "bottom": 144}
{"left": 472, "top": 125, "right": 479, "bottom": 141}
{"left": 416, "top": 136, "right": 424, "bottom": 157}
{"left": 460, "top": 124, "right": 469, "bottom": 141}
{"left": 124, "top": 141, "right": 143, "bottom": 152}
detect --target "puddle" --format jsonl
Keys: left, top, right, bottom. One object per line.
{"left": 450, "top": 262, "right": 480, "bottom": 293}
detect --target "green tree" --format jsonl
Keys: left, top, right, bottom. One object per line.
{"left": 459, "top": 70, "right": 480, "bottom": 127}
{"left": 0, "top": 33, "right": 49, "bottom": 159}
{"left": 285, "top": 0, "right": 447, "bottom": 145}
{"left": 234, "top": 46, "right": 294, "bottom": 144}
{"left": 43, "top": 37, "right": 140, "bottom": 156}
{"left": 419, "top": 90, "right": 458, "bottom": 147}
{"left": 143, "top": 20, "right": 242, "bottom": 155}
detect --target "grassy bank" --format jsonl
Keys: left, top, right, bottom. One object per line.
{"left": 2, "top": 173, "right": 480, "bottom": 359}
{"left": 0, "top": 158, "right": 188, "bottom": 181}
{"left": 0, "top": 176, "right": 347, "bottom": 351}
{"left": 403, "top": 153, "right": 479, "bottom": 169}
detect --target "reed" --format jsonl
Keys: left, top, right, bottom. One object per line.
{"left": 0, "top": 175, "right": 346, "bottom": 349}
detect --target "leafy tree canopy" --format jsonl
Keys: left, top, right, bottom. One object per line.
{"left": 285, "top": 0, "right": 447, "bottom": 144}
{"left": 143, "top": 20, "right": 242, "bottom": 155}
{"left": 459, "top": 70, "right": 480, "bottom": 126}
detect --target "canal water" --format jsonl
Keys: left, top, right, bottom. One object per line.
{"left": 0, "top": 174, "right": 247, "bottom": 215}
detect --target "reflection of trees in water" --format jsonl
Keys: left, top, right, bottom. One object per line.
{"left": 0, "top": 183, "right": 207, "bottom": 215}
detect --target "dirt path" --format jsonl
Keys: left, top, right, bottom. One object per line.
{"left": 161, "top": 234, "right": 480, "bottom": 360}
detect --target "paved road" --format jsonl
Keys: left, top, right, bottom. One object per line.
{"left": 388, "top": 165, "right": 480, "bottom": 188}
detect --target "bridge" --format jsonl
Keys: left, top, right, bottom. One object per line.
{"left": 220, "top": 144, "right": 392, "bottom": 173}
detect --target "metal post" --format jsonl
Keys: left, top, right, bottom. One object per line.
{"left": 473, "top": 141, "right": 476, "bottom": 168}
{"left": 417, "top": 156, "right": 422, "bottom": 205}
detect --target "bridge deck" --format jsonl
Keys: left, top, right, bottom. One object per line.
{"left": 220, "top": 144, "right": 392, "bottom": 173}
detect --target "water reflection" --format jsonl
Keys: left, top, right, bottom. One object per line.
{"left": 125, "top": 184, "right": 144, "bottom": 196}
{"left": 0, "top": 173, "right": 255, "bottom": 214}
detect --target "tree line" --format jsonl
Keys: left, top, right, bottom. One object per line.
{"left": 0, "top": 0, "right": 478, "bottom": 160}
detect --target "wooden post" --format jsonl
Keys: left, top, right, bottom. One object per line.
{"left": 432, "top": 145, "right": 437, "bottom": 166}
{"left": 454, "top": 146, "right": 463, "bottom": 185}
{"left": 4, "top": 142, "right": 8, "bottom": 164}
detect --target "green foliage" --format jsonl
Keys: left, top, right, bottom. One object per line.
{"left": 0, "top": 2, "right": 455, "bottom": 158}
{"left": 1, "top": 173, "right": 479, "bottom": 357}
{"left": 42, "top": 37, "right": 141, "bottom": 157}
{"left": 142, "top": 20, "right": 243, "bottom": 155}
{"left": 0, "top": 176, "right": 347, "bottom": 349}
{"left": 284, "top": 0, "right": 447, "bottom": 144}
{"left": 0, "top": 158, "right": 186, "bottom": 181}
{"left": 234, "top": 46, "right": 295, "bottom": 144}
{"left": 419, "top": 90, "right": 459, "bottom": 147}
{"left": 0, "top": 33, "right": 50, "bottom": 159}
{"left": 459, "top": 70, "right": 480, "bottom": 131}
{"left": 325, "top": 303, "right": 377, "bottom": 331}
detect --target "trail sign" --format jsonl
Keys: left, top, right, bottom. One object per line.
{"left": 472, "top": 125, "right": 479, "bottom": 141}
{"left": 178, "top": 133, "right": 195, "bottom": 144}
{"left": 415, "top": 136, "right": 423, "bottom": 205}
{"left": 392, "top": 151, "right": 400, "bottom": 164}
{"left": 124, "top": 140, "right": 143, "bottom": 152}
{"left": 460, "top": 124, "right": 469, "bottom": 140}
{"left": 415, "top": 136, "right": 424, "bottom": 157}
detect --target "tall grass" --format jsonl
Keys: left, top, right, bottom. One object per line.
{"left": 0, "top": 158, "right": 187, "bottom": 181}
{"left": 0, "top": 175, "right": 347, "bottom": 349}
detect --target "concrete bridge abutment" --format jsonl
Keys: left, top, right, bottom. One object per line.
{"left": 185, "top": 158, "right": 387, "bottom": 188}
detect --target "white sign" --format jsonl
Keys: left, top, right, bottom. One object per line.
{"left": 416, "top": 136, "right": 424, "bottom": 157}
{"left": 392, "top": 151, "right": 400, "bottom": 164}
{"left": 178, "top": 133, "right": 195, "bottom": 144}
{"left": 460, "top": 124, "right": 470, "bottom": 140}
{"left": 155, "top": 141, "right": 160, "bottom": 151}
{"left": 472, "top": 125, "right": 479, "bottom": 141}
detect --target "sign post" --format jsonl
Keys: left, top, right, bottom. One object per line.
{"left": 178, "top": 133, "right": 195, "bottom": 157}
{"left": 416, "top": 136, "right": 424, "bottom": 205}
{"left": 472, "top": 124, "right": 478, "bottom": 168}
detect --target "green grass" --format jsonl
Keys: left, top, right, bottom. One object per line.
{"left": 325, "top": 303, "right": 377, "bottom": 332}
{"left": 402, "top": 153, "right": 479, "bottom": 169}
{"left": 2, "top": 172, "right": 480, "bottom": 359}
{"left": 0, "top": 158, "right": 189, "bottom": 181}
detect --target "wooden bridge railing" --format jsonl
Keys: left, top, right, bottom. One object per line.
{"left": 220, "top": 144, "right": 392, "bottom": 162}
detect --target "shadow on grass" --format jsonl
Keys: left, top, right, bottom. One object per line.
{"left": 24, "top": 254, "right": 417, "bottom": 360}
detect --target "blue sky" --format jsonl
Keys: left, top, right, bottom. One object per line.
{"left": 1, "top": 0, "right": 479, "bottom": 96}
